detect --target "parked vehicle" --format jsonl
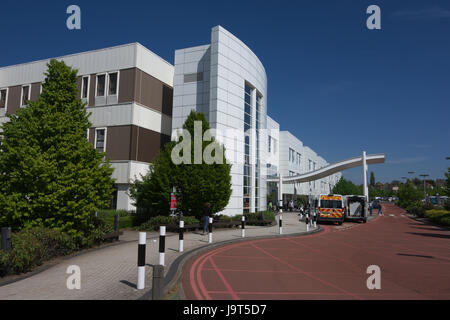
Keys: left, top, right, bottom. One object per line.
{"left": 344, "top": 195, "right": 367, "bottom": 223}
{"left": 317, "top": 194, "right": 345, "bottom": 225}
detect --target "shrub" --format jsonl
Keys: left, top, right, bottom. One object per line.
{"left": 137, "top": 216, "right": 199, "bottom": 231}
{"left": 97, "top": 209, "right": 133, "bottom": 229}
{"left": 0, "top": 227, "right": 77, "bottom": 276}
{"left": 425, "top": 209, "right": 450, "bottom": 226}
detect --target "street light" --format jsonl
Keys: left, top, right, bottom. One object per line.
{"left": 419, "top": 174, "right": 429, "bottom": 196}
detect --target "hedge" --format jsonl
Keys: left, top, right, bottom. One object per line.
{"left": 1, "top": 218, "right": 114, "bottom": 277}
{"left": 425, "top": 210, "right": 450, "bottom": 226}
{"left": 97, "top": 209, "right": 133, "bottom": 229}
{"left": 137, "top": 216, "right": 200, "bottom": 231}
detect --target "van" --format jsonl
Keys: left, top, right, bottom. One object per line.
{"left": 317, "top": 194, "right": 345, "bottom": 225}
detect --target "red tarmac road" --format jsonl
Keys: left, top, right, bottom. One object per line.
{"left": 181, "top": 203, "right": 450, "bottom": 300}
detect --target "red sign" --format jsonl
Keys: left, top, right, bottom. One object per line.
{"left": 170, "top": 193, "right": 177, "bottom": 210}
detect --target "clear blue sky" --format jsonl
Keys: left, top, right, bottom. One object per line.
{"left": 1, "top": 0, "right": 449, "bottom": 184}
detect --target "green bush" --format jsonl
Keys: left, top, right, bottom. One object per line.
{"left": 97, "top": 209, "right": 133, "bottom": 229}
{"left": 244, "top": 211, "right": 275, "bottom": 224}
{"left": 137, "top": 215, "right": 199, "bottom": 231}
{"left": 425, "top": 209, "right": 450, "bottom": 226}
{"left": 0, "top": 227, "right": 77, "bottom": 276}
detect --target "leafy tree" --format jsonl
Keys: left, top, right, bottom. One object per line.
{"left": 0, "top": 59, "right": 114, "bottom": 236}
{"left": 129, "top": 141, "right": 177, "bottom": 221}
{"left": 397, "top": 180, "right": 424, "bottom": 208}
{"left": 370, "top": 171, "right": 375, "bottom": 187}
{"left": 332, "top": 178, "right": 363, "bottom": 195}
{"left": 130, "top": 111, "right": 232, "bottom": 220}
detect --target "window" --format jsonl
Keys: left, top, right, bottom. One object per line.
{"left": 289, "top": 148, "right": 295, "bottom": 163}
{"left": 95, "top": 128, "right": 106, "bottom": 153}
{"left": 108, "top": 72, "right": 118, "bottom": 95}
{"left": 296, "top": 153, "right": 301, "bottom": 166}
{"left": 0, "top": 88, "right": 7, "bottom": 109}
{"left": 96, "top": 74, "right": 106, "bottom": 97}
{"left": 184, "top": 72, "right": 203, "bottom": 83}
{"left": 21, "top": 85, "right": 30, "bottom": 106}
{"left": 81, "top": 76, "right": 89, "bottom": 99}
{"left": 268, "top": 136, "right": 271, "bottom": 153}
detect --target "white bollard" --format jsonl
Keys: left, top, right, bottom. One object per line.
{"left": 241, "top": 216, "right": 245, "bottom": 238}
{"left": 159, "top": 226, "right": 166, "bottom": 266}
{"left": 179, "top": 220, "right": 184, "bottom": 253}
{"left": 137, "top": 232, "right": 146, "bottom": 290}
{"left": 208, "top": 217, "right": 213, "bottom": 243}
{"left": 279, "top": 214, "right": 283, "bottom": 234}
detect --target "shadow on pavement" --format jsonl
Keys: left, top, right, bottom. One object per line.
{"left": 120, "top": 280, "right": 137, "bottom": 289}
{"left": 397, "top": 253, "right": 434, "bottom": 259}
{"left": 406, "top": 232, "right": 450, "bottom": 240}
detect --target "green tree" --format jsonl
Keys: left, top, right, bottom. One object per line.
{"left": 397, "top": 180, "right": 423, "bottom": 208}
{"left": 129, "top": 141, "right": 177, "bottom": 220}
{"left": 370, "top": 171, "right": 375, "bottom": 187}
{"left": 0, "top": 59, "right": 114, "bottom": 236}
{"left": 130, "top": 111, "right": 232, "bottom": 220}
{"left": 332, "top": 178, "right": 363, "bottom": 195}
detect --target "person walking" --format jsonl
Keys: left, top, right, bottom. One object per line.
{"left": 378, "top": 204, "right": 383, "bottom": 216}
{"left": 268, "top": 201, "right": 273, "bottom": 212}
{"left": 202, "top": 202, "right": 212, "bottom": 235}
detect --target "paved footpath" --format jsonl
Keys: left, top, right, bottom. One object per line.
{"left": 0, "top": 211, "right": 316, "bottom": 300}
{"left": 182, "top": 203, "right": 450, "bottom": 300}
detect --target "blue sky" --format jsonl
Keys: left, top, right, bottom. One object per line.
{"left": 1, "top": 0, "right": 449, "bottom": 184}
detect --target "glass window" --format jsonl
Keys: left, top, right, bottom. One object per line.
{"left": 21, "top": 86, "right": 30, "bottom": 106}
{"left": 245, "top": 85, "right": 252, "bottom": 96}
{"left": 108, "top": 72, "right": 118, "bottom": 95}
{"left": 0, "top": 89, "right": 6, "bottom": 108}
{"left": 184, "top": 72, "right": 203, "bottom": 83}
{"left": 244, "top": 113, "right": 251, "bottom": 125}
{"left": 96, "top": 74, "right": 106, "bottom": 97}
{"left": 96, "top": 129, "right": 106, "bottom": 153}
{"left": 82, "top": 76, "right": 89, "bottom": 99}
{"left": 245, "top": 94, "right": 251, "bottom": 105}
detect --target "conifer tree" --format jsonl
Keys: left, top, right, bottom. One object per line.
{"left": 0, "top": 59, "right": 114, "bottom": 236}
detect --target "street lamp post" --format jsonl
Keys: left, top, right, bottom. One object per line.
{"left": 419, "top": 174, "right": 429, "bottom": 196}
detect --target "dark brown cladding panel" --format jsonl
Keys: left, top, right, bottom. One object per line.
{"left": 131, "top": 69, "right": 173, "bottom": 117}
{"left": 76, "top": 77, "right": 82, "bottom": 99}
{"left": 88, "top": 74, "right": 96, "bottom": 106}
{"left": 6, "top": 86, "right": 21, "bottom": 114}
{"left": 118, "top": 68, "right": 136, "bottom": 104}
{"left": 95, "top": 125, "right": 169, "bottom": 163}
{"left": 30, "top": 83, "right": 41, "bottom": 101}
{"left": 88, "top": 128, "right": 95, "bottom": 145}
{"left": 105, "top": 125, "right": 132, "bottom": 160}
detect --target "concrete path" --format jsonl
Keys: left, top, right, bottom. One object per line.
{"left": 0, "top": 211, "right": 316, "bottom": 300}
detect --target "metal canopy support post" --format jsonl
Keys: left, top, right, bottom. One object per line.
{"left": 362, "top": 151, "right": 369, "bottom": 217}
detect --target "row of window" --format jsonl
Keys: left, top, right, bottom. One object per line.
{"left": 0, "top": 71, "right": 119, "bottom": 111}
{"left": 288, "top": 148, "right": 302, "bottom": 166}
{"left": 0, "top": 85, "right": 34, "bottom": 110}
{"left": 81, "top": 71, "right": 119, "bottom": 99}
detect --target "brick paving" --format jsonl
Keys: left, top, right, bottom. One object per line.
{"left": 0, "top": 211, "right": 318, "bottom": 300}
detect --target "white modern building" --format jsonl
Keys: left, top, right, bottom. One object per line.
{"left": 172, "top": 26, "right": 341, "bottom": 215}
{"left": 172, "top": 26, "right": 268, "bottom": 216}
{"left": 0, "top": 25, "right": 342, "bottom": 215}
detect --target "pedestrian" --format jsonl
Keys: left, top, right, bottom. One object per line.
{"left": 268, "top": 201, "right": 273, "bottom": 212}
{"left": 202, "top": 202, "right": 211, "bottom": 235}
{"left": 289, "top": 200, "right": 294, "bottom": 212}
{"left": 379, "top": 205, "right": 383, "bottom": 216}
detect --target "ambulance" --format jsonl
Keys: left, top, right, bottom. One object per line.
{"left": 317, "top": 194, "right": 345, "bottom": 225}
